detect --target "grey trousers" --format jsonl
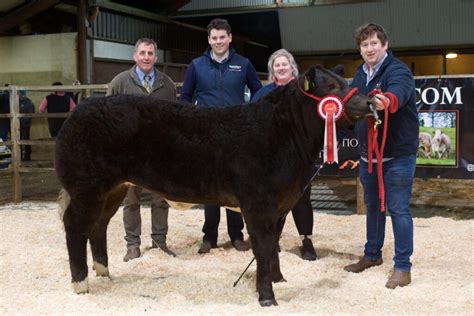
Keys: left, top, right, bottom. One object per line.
{"left": 123, "top": 186, "right": 169, "bottom": 249}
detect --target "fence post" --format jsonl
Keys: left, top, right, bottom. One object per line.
{"left": 9, "top": 86, "right": 22, "bottom": 202}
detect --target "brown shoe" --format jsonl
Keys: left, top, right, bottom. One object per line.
{"left": 151, "top": 241, "right": 177, "bottom": 257}
{"left": 385, "top": 271, "right": 411, "bottom": 289}
{"left": 123, "top": 247, "right": 140, "bottom": 262}
{"left": 344, "top": 256, "right": 383, "bottom": 273}
{"left": 198, "top": 241, "right": 218, "bottom": 254}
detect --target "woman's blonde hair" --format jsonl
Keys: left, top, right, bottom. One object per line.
{"left": 267, "top": 49, "right": 299, "bottom": 81}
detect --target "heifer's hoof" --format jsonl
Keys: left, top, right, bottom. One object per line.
{"left": 273, "top": 277, "right": 286, "bottom": 283}
{"left": 93, "top": 261, "right": 110, "bottom": 277}
{"left": 259, "top": 298, "right": 278, "bottom": 307}
{"left": 72, "top": 277, "right": 88, "bottom": 294}
{"left": 271, "top": 274, "right": 286, "bottom": 283}
{"left": 271, "top": 272, "right": 286, "bottom": 283}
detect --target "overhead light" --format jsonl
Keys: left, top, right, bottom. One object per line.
{"left": 446, "top": 53, "right": 458, "bottom": 59}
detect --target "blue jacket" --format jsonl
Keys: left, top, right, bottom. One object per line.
{"left": 179, "top": 47, "right": 262, "bottom": 107}
{"left": 250, "top": 82, "right": 277, "bottom": 102}
{"left": 352, "top": 51, "right": 419, "bottom": 159}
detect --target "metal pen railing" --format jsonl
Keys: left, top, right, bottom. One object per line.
{"left": 0, "top": 84, "right": 108, "bottom": 202}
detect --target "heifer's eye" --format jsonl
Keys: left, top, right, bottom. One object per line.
{"left": 328, "top": 84, "right": 336, "bottom": 90}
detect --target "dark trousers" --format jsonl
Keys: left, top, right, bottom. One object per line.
{"left": 123, "top": 186, "right": 169, "bottom": 249}
{"left": 202, "top": 204, "right": 244, "bottom": 244}
{"left": 20, "top": 126, "right": 31, "bottom": 161}
{"left": 47, "top": 118, "right": 66, "bottom": 137}
{"left": 291, "top": 187, "right": 314, "bottom": 236}
{"left": 360, "top": 155, "right": 416, "bottom": 272}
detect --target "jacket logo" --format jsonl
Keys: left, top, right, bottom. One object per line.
{"left": 229, "top": 65, "right": 242, "bottom": 72}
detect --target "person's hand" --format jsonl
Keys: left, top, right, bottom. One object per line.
{"left": 372, "top": 93, "right": 390, "bottom": 110}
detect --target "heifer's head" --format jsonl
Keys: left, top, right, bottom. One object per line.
{"left": 299, "top": 65, "right": 373, "bottom": 125}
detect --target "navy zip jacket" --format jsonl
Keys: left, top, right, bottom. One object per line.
{"left": 352, "top": 51, "right": 419, "bottom": 159}
{"left": 250, "top": 82, "right": 277, "bottom": 102}
{"left": 179, "top": 47, "right": 262, "bottom": 106}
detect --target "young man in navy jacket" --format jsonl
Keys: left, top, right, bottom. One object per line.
{"left": 343, "top": 23, "right": 419, "bottom": 289}
{"left": 179, "top": 18, "right": 262, "bottom": 254}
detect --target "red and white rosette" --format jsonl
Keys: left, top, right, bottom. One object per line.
{"left": 317, "top": 96, "right": 344, "bottom": 164}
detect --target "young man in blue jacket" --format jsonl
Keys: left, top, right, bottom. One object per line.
{"left": 343, "top": 23, "right": 419, "bottom": 289}
{"left": 179, "top": 18, "right": 262, "bottom": 254}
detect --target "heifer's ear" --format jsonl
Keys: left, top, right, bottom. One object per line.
{"left": 303, "top": 72, "right": 315, "bottom": 92}
{"left": 332, "top": 64, "right": 345, "bottom": 77}
{"left": 303, "top": 65, "right": 321, "bottom": 92}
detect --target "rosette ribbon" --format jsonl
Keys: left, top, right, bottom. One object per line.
{"left": 317, "top": 96, "right": 344, "bottom": 164}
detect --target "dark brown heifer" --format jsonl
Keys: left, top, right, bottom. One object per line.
{"left": 55, "top": 65, "right": 372, "bottom": 306}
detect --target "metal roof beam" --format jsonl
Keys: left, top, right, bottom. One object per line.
{"left": 0, "top": 0, "right": 60, "bottom": 34}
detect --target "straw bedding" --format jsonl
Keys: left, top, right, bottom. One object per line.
{"left": 0, "top": 202, "right": 472, "bottom": 314}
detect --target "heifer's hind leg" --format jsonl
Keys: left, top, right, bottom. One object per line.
{"left": 90, "top": 184, "right": 129, "bottom": 277}
{"left": 244, "top": 211, "right": 280, "bottom": 307}
{"left": 63, "top": 196, "right": 105, "bottom": 293}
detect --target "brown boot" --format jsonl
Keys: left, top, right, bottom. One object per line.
{"left": 151, "top": 240, "right": 177, "bottom": 257}
{"left": 198, "top": 241, "right": 218, "bottom": 254}
{"left": 231, "top": 239, "right": 250, "bottom": 251}
{"left": 344, "top": 256, "right": 383, "bottom": 273}
{"left": 123, "top": 247, "right": 140, "bottom": 262}
{"left": 385, "top": 271, "right": 411, "bottom": 289}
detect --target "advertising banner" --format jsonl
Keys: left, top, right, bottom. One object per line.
{"left": 316, "top": 76, "right": 474, "bottom": 179}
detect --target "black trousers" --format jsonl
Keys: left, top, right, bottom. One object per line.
{"left": 290, "top": 187, "right": 314, "bottom": 236}
{"left": 202, "top": 204, "right": 244, "bottom": 243}
{"left": 20, "top": 126, "right": 31, "bottom": 160}
{"left": 47, "top": 118, "right": 66, "bottom": 137}
{"left": 0, "top": 119, "right": 10, "bottom": 141}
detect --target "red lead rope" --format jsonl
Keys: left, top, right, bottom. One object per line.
{"left": 367, "top": 89, "right": 389, "bottom": 212}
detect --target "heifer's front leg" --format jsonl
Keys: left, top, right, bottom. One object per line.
{"left": 270, "top": 216, "right": 287, "bottom": 283}
{"left": 90, "top": 185, "right": 128, "bottom": 278}
{"left": 270, "top": 249, "right": 285, "bottom": 283}
{"left": 245, "top": 215, "right": 279, "bottom": 307}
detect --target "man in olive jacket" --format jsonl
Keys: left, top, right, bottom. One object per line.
{"left": 107, "top": 38, "right": 177, "bottom": 261}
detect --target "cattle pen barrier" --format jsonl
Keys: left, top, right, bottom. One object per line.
{"left": 1, "top": 84, "right": 472, "bottom": 216}
{"left": 0, "top": 84, "right": 108, "bottom": 203}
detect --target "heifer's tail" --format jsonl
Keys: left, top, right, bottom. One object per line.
{"left": 58, "top": 188, "right": 71, "bottom": 222}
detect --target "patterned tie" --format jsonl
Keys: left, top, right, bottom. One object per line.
{"left": 144, "top": 75, "right": 152, "bottom": 93}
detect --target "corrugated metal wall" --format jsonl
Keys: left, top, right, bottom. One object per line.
{"left": 91, "top": 10, "right": 207, "bottom": 54}
{"left": 90, "top": 1, "right": 473, "bottom": 58}
{"left": 278, "top": 0, "right": 474, "bottom": 54}
{"left": 92, "top": 11, "right": 161, "bottom": 44}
